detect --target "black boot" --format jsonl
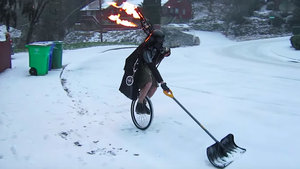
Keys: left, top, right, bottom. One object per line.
{"left": 136, "top": 102, "right": 145, "bottom": 114}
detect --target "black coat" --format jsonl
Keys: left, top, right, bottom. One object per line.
{"left": 119, "top": 40, "right": 167, "bottom": 100}
{"left": 119, "top": 43, "right": 145, "bottom": 100}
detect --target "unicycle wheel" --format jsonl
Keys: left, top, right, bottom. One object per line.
{"left": 131, "top": 97, "right": 153, "bottom": 130}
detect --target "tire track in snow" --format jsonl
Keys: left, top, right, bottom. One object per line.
{"left": 57, "top": 47, "right": 143, "bottom": 159}
{"left": 59, "top": 46, "right": 138, "bottom": 116}
{"left": 59, "top": 46, "right": 135, "bottom": 99}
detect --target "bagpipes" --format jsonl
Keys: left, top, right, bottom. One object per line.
{"left": 135, "top": 8, "right": 154, "bottom": 36}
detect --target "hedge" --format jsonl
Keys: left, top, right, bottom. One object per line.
{"left": 290, "top": 35, "right": 300, "bottom": 50}
{"left": 292, "top": 26, "right": 300, "bottom": 35}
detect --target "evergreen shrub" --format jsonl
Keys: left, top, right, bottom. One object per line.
{"left": 292, "top": 26, "right": 300, "bottom": 35}
{"left": 290, "top": 35, "right": 300, "bottom": 50}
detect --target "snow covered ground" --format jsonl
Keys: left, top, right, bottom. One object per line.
{"left": 1, "top": 31, "right": 300, "bottom": 169}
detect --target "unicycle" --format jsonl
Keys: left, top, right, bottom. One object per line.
{"left": 131, "top": 97, "right": 153, "bottom": 130}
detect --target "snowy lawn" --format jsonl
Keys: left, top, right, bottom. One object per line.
{"left": 1, "top": 31, "right": 300, "bottom": 169}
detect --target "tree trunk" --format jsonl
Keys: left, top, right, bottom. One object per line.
{"left": 208, "top": 0, "right": 214, "bottom": 12}
{"left": 23, "top": 0, "right": 50, "bottom": 43}
{"left": 98, "top": 0, "right": 103, "bottom": 42}
{"left": 26, "top": 21, "right": 35, "bottom": 44}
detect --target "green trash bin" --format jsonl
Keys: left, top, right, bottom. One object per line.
{"left": 52, "top": 41, "right": 63, "bottom": 69}
{"left": 26, "top": 42, "right": 54, "bottom": 76}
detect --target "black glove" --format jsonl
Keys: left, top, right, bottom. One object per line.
{"left": 161, "top": 47, "right": 170, "bottom": 57}
{"left": 161, "top": 82, "right": 170, "bottom": 92}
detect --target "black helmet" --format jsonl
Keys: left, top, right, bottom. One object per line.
{"left": 152, "top": 30, "right": 165, "bottom": 44}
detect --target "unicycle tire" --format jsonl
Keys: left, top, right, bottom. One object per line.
{"left": 131, "top": 97, "right": 153, "bottom": 130}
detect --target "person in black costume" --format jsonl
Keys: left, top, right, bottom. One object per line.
{"left": 135, "top": 29, "right": 171, "bottom": 114}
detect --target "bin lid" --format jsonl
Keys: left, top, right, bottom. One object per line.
{"left": 26, "top": 41, "right": 54, "bottom": 47}
{"left": 54, "top": 41, "right": 63, "bottom": 44}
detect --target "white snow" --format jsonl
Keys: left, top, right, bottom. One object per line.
{"left": 0, "top": 25, "right": 22, "bottom": 41}
{"left": 1, "top": 31, "right": 300, "bottom": 169}
{"left": 167, "top": 23, "right": 190, "bottom": 28}
{"left": 26, "top": 41, "right": 55, "bottom": 46}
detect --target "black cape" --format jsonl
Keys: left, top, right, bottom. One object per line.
{"left": 119, "top": 43, "right": 145, "bottom": 100}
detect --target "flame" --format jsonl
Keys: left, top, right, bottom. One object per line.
{"left": 108, "top": 14, "right": 138, "bottom": 27}
{"left": 108, "top": 2, "right": 140, "bottom": 27}
{"left": 109, "top": 2, "right": 140, "bottom": 19}
{"left": 122, "top": 2, "right": 140, "bottom": 19}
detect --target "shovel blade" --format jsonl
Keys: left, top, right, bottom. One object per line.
{"left": 206, "top": 134, "right": 246, "bottom": 168}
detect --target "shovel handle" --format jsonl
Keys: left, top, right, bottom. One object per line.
{"left": 164, "top": 89, "right": 220, "bottom": 143}
{"left": 163, "top": 89, "right": 174, "bottom": 98}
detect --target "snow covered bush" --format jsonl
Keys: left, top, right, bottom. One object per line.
{"left": 290, "top": 35, "right": 300, "bottom": 50}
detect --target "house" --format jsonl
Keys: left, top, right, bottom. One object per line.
{"left": 162, "top": 0, "right": 192, "bottom": 23}
{"left": 78, "top": 0, "right": 192, "bottom": 31}
{"left": 78, "top": 0, "right": 142, "bottom": 31}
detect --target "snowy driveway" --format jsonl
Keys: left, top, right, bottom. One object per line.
{"left": 1, "top": 31, "right": 300, "bottom": 169}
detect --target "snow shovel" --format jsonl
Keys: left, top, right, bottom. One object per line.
{"left": 163, "top": 90, "right": 246, "bottom": 168}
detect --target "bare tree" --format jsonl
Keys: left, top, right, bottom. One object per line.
{"left": 0, "top": 0, "right": 18, "bottom": 31}
{"left": 292, "top": 0, "right": 300, "bottom": 26}
{"left": 22, "top": 0, "right": 50, "bottom": 43}
{"left": 208, "top": 0, "right": 214, "bottom": 12}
